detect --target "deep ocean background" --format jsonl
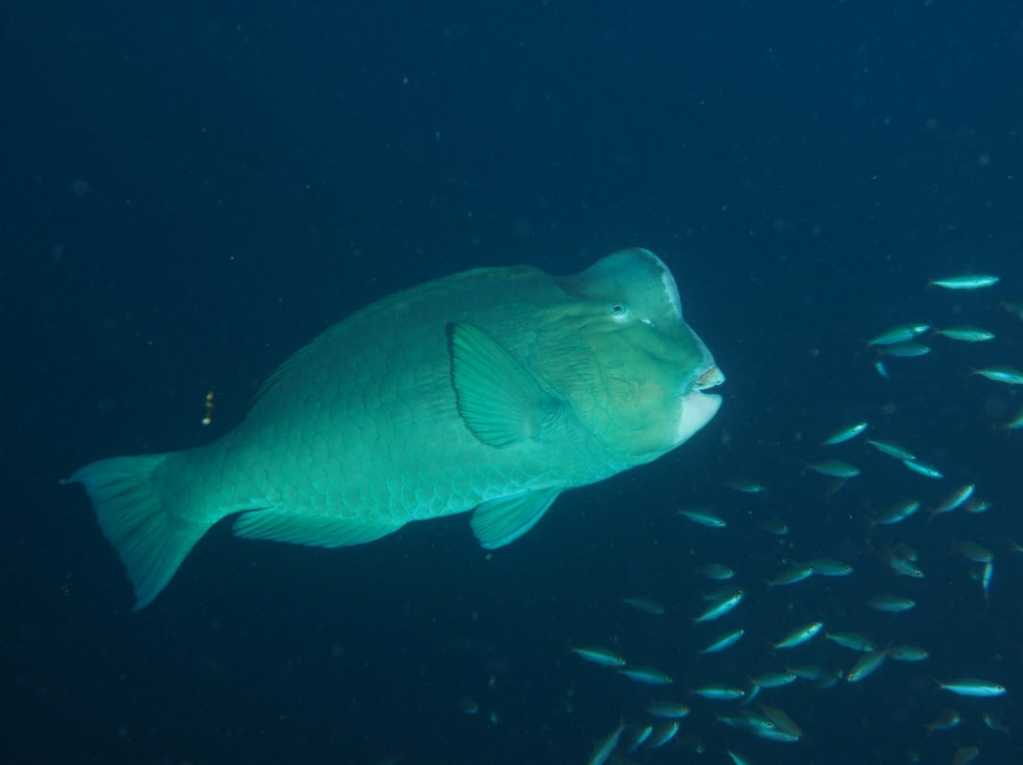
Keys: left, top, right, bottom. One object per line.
{"left": 3, "top": 2, "right": 1023, "bottom": 763}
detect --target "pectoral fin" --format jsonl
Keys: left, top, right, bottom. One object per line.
{"left": 447, "top": 321, "right": 561, "bottom": 447}
{"left": 470, "top": 487, "right": 562, "bottom": 549}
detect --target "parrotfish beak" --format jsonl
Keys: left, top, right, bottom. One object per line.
{"left": 675, "top": 365, "right": 724, "bottom": 445}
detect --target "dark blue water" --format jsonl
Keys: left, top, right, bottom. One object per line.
{"left": 4, "top": 2, "right": 1023, "bottom": 763}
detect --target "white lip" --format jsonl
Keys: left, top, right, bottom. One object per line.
{"left": 675, "top": 390, "right": 723, "bottom": 445}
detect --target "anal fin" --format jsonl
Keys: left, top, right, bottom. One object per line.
{"left": 233, "top": 511, "right": 401, "bottom": 548}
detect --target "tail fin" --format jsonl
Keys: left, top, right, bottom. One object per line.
{"left": 65, "top": 453, "right": 215, "bottom": 610}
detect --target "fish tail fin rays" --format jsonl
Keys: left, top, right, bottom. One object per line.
{"left": 470, "top": 487, "right": 562, "bottom": 548}
{"left": 65, "top": 453, "right": 218, "bottom": 610}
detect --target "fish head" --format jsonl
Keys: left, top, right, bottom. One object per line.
{"left": 551, "top": 248, "right": 724, "bottom": 461}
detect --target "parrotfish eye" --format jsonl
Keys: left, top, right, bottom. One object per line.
{"left": 609, "top": 303, "right": 630, "bottom": 322}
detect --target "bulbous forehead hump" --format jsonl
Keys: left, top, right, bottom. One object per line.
{"left": 566, "top": 248, "right": 684, "bottom": 322}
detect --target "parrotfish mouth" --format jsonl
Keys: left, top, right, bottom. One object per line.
{"left": 674, "top": 365, "right": 724, "bottom": 446}
{"left": 695, "top": 364, "right": 726, "bottom": 391}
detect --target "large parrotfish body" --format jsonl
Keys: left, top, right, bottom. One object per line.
{"left": 68, "top": 248, "right": 725, "bottom": 609}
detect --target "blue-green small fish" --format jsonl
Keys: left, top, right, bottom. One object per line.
{"left": 697, "top": 563, "right": 735, "bottom": 580}
{"left": 930, "top": 484, "right": 975, "bottom": 519}
{"left": 808, "top": 558, "right": 854, "bottom": 576}
{"left": 874, "top": 360, "right": 889, "bottom": 379}
{"left": 952, "top": 745, "right": 980, "bottom": 765}
{"left": 974, "top": 366, "right": 1023, "bottom": 385}
{"left": 902, "top": 458, "right": 943, "bottom": 479}
{"left": 767, "top": 563, "right": 814, "bottom": 587}
{"left": 930, "top": 274, "right": 1000, "bottom": 290}
{"left": 881, "top": 342, "right": 930, "bottom": 358}
{"left": 868, "top": 324, "right": 930, "bottom": 346}
{"left": 981, "top": 561, "right": 994, "bottom": 600}
{"left": 619, "top": 665, "right": 673, "bottom": 685}
{"left": 867, "top": 439, "right": 916, "bottom": 461}
{"left": 692, "top": 685, "right": 746, "bottom": 700}
{"left": 1003, "top": 406, "right": 1023, "bottom": 430}
{"left": 964, "top": 498, "right": 991, "bottom": 514}
{"left": 936, "top": 326, "right": 995, "bottom": 342}
{"left": 807, "top": 460, "right": 861, "bottom": 478}
{"left": 773, "top": 621, "right": 824, "bottom": 650}
{"left": 822, "top": 421, "right": 869, "bottom": 445}
{"left": 938, "top": 678, "right": 1007, "bottom": 697}
{"left": 724, "top": 479, "right": 767, "bottom": 494}
{"left": 981, "top": 711, "right": 1009, "bottom": 734}
{"left": 887, "top": 555, "right": 925, "bottom": 579}
{"left": 701, "top": 627, "right": 745, "bottom": 654}
{"left": 958, "top": 541, "right": 994, "bottom": 564}
{"left": 622, "top": 596, "right": 666, "bottom": 615}
{"left": 924, "top": 708, "right": 960, "bottom": 733}
{"left": 587, "top": 723, "right": 625, "bottom": 765}
{"left": 887, "top": 644, "right": 929, "bottom": 662}
{"left": 874, "top": 499, "right": 921, "bottom": 526}
{"left": 571, "top": 646, "right": 627, "bottom": 667}
{"left": 825, "top": 632, "right": 875, "bottom": 652}
{"left": 758, "top": 518, "right": 789, "bottom": 536}
{"left": 786, "top": 665, "right": 824, "bottom": 681}
{"left": 646, "top": 721, "right": 679, "bottom": 748}
{"left": 694, "top": 589, "right": 744, "bottom": 623}
{"left": 846, "top": 650, "right": 887, "bottom": 683}
{"left": 678, "top": 508, "right": 727, "bottom": 528}
{"left": 867, "top": 593, "right": 915, "bottom": 613}
{"left": 719, "top": 708, "right": 800, "bottom": 742}
{"left": 750, "top": 671, "right": 799, "bottom": 688}
{"left": 646, "top": 701, "right": 691, "bottom": 719}
{"left": 726, "top": 750, "right": 752, "bottom": 765}
{"left": 626, "top": 724, "right": 653, "bottom": 753}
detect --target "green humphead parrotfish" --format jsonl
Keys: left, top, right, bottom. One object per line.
{"left": 66, "top": 248, "right": 725, "bottom": 609}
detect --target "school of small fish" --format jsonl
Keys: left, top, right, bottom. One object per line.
{"left": 573, "top": 273, "right": 1017, "bottom": 765}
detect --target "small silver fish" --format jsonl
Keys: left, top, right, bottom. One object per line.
{"left": 881, "top": 342, "right": 930, "bottom": 357}
{"left": 938, "top": 678, "right": 1007, "bottom": 697}
{"left": 866, "top": 439, "right": 916, "bottom": 461}
{"left": 873, "top": 360, "right": 889, "bottom": 379}
{"left": 697, "top": 563, "right": 735, "bottom": 580}
{"left": 825, "top": 632, "right": 875, "bottom": 652}
{"left": 873, "top": 499, "right": 921, "bottom": 526}
{"left": 887, "top": 644, "right": 929, "bottom": 662}
{"left": 646, "top": 720, "right": 679, "bottom": 748}
{"left": 694, "top": 589, "right": 744, "bottom": 623}
{"left": 808, "top": 558, "right": 854, "bottom": 576}
{"left": 822, "top": 421, "right": 869, "bottom": 445}
{"left": 692, "top": 685, "right": 746, "bottom": 700}
{"left": 935, "top": 326, "right": 995, "bottom": 342}
{"left": 807, "top": 460, "right": 861, "bottom": 478}
{"left": 867, "top": 593, "right": 915, "bottom": 613}
{"left": 974, "top": 366, "right": 1023, "bottom": 385}
{"left": 924, "top": 708, "right": 960, "bottom": 733}
{"left": 618, "top": 665, "right": 673, "bottom": 685}
{"left": 846, "top": 650, "right": 887, "bottom": 683}
{"left": 930, "top": 484, "right": 975, "bottom": 518}
{"left": 929, "top": 274, "right": 999, "bottom": 290}
{"left": 767, "top": 563, "right": 814, "bottom": 587}
{"left": 901, "top": 458, "right": 943, "bottom": 479}
{"left": 701, "top": 627, "right": 746, "bottom": 654}
{"left": 867, "top": 324, "right": 930, "bottom": 346}
{"left": 646, "top": 701, "right": 690, "bottom": 719}
{"left": 725, "top": 479, "right": 767, "bottom": 494}
{"left": 627, "top": 724, "right": 653, "bottom": 753}
{"left": 678, "top": 508, "right": 727, "bottom": 528}
{"left": 622, "top": 596, "right": 666, "bottom": 615}
{"left": 571, "top": 646, "right": 628, "bottom": 667}
{"left": 773, "top": 622, "right": 824, "bottom": 650}
{"left": 587, "top": 723, "right": 625, "bottom": 765}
